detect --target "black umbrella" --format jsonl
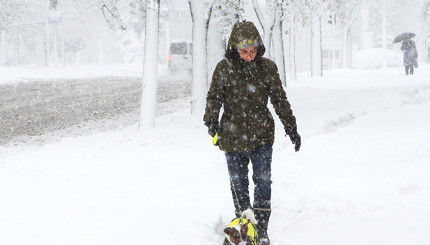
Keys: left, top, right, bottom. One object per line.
{"left": 393, "top": 32, "right": 416, "bottom": 43}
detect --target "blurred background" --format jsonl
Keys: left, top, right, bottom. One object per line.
{"left": 0, "top": 0, "right": 429, "bottom": 72}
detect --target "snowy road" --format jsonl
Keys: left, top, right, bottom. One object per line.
{"left": 0, "top": 77, "right": 190, "bottom": 145}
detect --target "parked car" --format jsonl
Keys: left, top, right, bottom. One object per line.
{"left": 352, "top": 48, "right": 402, "bottom": 69}
{"left": 168, "top": 41, "right": 192, "bottom": 73}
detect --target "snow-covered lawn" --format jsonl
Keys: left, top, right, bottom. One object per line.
{"left": 1, "top": 65, "right": 430, "bottom": 245}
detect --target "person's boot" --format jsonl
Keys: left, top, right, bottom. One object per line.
{"left": 405, "top": 66, "right": 409, "bottom": 75}
{"left": 254, "top": 208, "right": 271, "bottom": 245}
{"left": 258, "top": 237, "right": 270, "bottom": 245}
{"left": 410, "top": 66, "right": 414, "bottom": 75}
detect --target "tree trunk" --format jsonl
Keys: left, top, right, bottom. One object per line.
{"left": 288, "top": 23, "right": 297, "bottom": 82}
{"left": 347, "top": 29, "right": 352, "bottom": 68}
{"left": 98, "top": 37, "right": 104, "bottom": 64}
{"left": 188, "top": 0, "right": 212, "bottom": 115}
{"left": 331, "top": 13, "right": 336, "bottom": 69}
{"left": 12, "top": 33, "right": 19, "bottom": 66}
{"left": 311, "top": 16, "right": 322, "bottom": 77}
{"left": 342, "top": 27, "right": 351, "bottom": 69}
{"left": 139, "top": 0, "right": 160, "bottom": 129}
{"left": 381, "top": 2, "right": 387, "bottom": 68}
{"left": 0, "top": 30, "right": 6, "bottom": 65}
{"left": 53, "top": 24, "right": 58, "bottom": 65}
{"left": 46, "top": 23, "right": 50, "bottom": 66}
{"left": 61, "top": 37, "right": 65, "bottom": 66}
{"left": 273, "top": 6, "right": 286, "bottom": 86}
{"left": 251, "top": 0, "right": 276, "bottom": 59}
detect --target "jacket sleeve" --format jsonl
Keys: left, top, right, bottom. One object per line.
{"left": 401, "top": 42, "right": 406, "bottom": 51}
{"left": 412, "top": 42, "right": 418, "bottom": 58}
{"left": 203, "top": 61, "right": 226, "bottom": 123}
{"left": 267, "top": 62, "right": 297, "bottom": 128}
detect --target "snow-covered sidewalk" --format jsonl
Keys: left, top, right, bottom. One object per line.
{"left": 1, "top": 66, "right": 430, "bottom": 245}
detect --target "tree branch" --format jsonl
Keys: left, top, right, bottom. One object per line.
{"left": 101, "top": 1, "right": 126, "bottom": 30}
{"left": 251, "top": 0, "right": 265, "bottom": 30}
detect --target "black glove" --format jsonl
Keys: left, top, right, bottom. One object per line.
{"left": 285, "top": 126, "right": 301, "bottom": 152}
{"left": 204, "top": 117, "right": 219, "bottom": 137}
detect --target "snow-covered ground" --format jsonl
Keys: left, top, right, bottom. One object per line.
{"left": 0, "top": 64, "right": 144, "bottom": 84}
{"left": 1, "top": 65, "right": 430, "bottom": 245}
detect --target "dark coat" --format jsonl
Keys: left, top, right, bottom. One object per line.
{"left": 203, "top": 21, "right": 297, "bottom": 152}
{"left": 401, "top": 40, "right": 418, "bottom": 67}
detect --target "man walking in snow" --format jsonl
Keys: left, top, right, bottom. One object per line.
{"left": 203, "top": 21, "right": 301, "bottom": 245}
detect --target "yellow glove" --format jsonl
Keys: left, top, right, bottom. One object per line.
{"left": 213, "top": 133, "right": 219, "bottom": 146}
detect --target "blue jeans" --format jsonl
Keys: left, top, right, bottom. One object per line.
{"left": 225, "top": 144, "right": 273, "bottom": 213}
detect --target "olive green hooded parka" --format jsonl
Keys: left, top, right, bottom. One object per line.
{"left": 203, "top": 21, "right": 297, "bottom": 152}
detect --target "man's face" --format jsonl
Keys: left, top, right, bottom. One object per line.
{"left": 238, "top": 46, "right": 258, "bottom": 62}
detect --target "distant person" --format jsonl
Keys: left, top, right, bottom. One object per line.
{"left": 401, "top": 39, "right": 418, "bottom": 75}
{"left": 427, "top": 46, "right": 430, "bottom": 63}
{"left": 203, "top": 21, "right": 301, "bottom": 245}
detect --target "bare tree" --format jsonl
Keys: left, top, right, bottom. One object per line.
{"left": 212, "top": 0, "right": 243, "bottom": 50}
{"left": 102, "top": 0, "right": 160, "bottom": 129}
{"left": 272, "top": 4, "right": 286, "bottom": 85}
{"left": 251, "top": 0, "right": 277, "bottom": 59}
{"left": 282, "top": 0, "right": 328, "bottom": 78}
{"left": 251, "top": 0, "right": 289, "bottom": 84}
{"left": 422, "top": 1, "right": 430, "bottom": 62}
{"left": 0, "top": 1, "right": 34, "bottom": 65}
{"left": 282, "top": 0, "right": 305, "bottom": 82}
{"left": 208, "top": 0, "right": 243, "bottom": 87}
{"left": 332, "top": 0, "right": 366, "bottom": 69}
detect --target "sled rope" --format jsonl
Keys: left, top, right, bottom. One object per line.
{"left": 228, "top": 171, "right": 244, "bottom": 223}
